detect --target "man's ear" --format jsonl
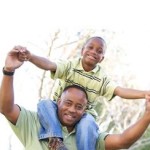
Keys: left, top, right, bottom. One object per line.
{"left": 57, "top": 98, "right": 61, "bottom": 105}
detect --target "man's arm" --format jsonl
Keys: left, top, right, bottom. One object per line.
{"left": 105, "top": 95, "right": 150, "bottom": 150}
{"left": 0, "top": 48, "right": 24, "bottom": 124}
{"left": 17, "top": 46, "right": 57, "bottom": 71}
{"left": 114, "top": 86, "right": 150, "bottom": 99}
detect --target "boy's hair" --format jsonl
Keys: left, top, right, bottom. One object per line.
{"left": 83, "top": 36, "right": 107, "bottom": 52}
{"left": 63, "top": 85, "right": 88, "bottom": 100}
{"left": 86, "top": 36, "right": 106, "bottom": 44}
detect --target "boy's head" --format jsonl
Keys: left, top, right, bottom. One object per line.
{"left": 57, "top": 85, "right": 88, "bottom": 132}
{"left": 81, "top": 36, "right": 106, "bottom": 71}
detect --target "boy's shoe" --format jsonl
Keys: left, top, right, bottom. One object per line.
{"left": 48, "top": 137, "right": 68, "bottom": 150}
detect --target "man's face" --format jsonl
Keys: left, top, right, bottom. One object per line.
{"left": 57, "top": 87, "right": 87, "bottom": 132}
{"left": 81, "top": 37, "right": 105, "bottom": 67}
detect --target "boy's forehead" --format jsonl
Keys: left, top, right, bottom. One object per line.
{"left": 85, "top": 37, "right": 106, "bottom": 52}
{"left": 87, "top": 37, "right": 104, "bottom": 44}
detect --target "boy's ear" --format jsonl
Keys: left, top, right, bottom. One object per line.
{"left": 81, "top": 48, "right": 84, "bottom": 56}
{"left": 99, "top": 56, "right": 104, "bottom": 63}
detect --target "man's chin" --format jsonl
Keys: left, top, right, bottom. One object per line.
{"left": 62, "top": 120, "right": 76, "bottom": 127}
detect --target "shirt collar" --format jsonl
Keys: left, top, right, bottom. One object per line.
{"left": 78, "top": 57, "right": 100, "bottom": 73}
{"left": 62, "top": 126, "right": 75, "bottom": 134}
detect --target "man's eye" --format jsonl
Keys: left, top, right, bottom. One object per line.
{"left": 76, "top": 105, "right": 83, "bottom": 110}
{"left": 65, "top": 101, "right": 71, "bottom": 106}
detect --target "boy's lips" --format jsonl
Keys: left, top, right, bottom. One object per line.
{"left": 87, "top": 55, "right": 96, "bottom": 60}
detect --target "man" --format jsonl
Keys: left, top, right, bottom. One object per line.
{"left": 0, "top": 47, "right": 150, "bottom": 150}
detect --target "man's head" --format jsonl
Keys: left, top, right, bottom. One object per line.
{"left": 81, "top": 36, "right": 106, "bottom": 71}
{"left": 57, "top": 85, "right": 88, "bottom": 132}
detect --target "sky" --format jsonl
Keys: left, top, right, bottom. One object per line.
{"left": 0, "top": 0, "right": 150, "bottom": 149}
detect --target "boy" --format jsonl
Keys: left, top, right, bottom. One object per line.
{"left": 18, "top": 37, "right": 150, "bottom": 150}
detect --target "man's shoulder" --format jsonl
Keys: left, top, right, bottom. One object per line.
{"left": 9, "top": 106, "right": 38, "bottom": 127}
{"left": 96, "top": 132, "right": 109, "bottom": 150}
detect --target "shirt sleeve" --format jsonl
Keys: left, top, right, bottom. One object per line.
{"left": 98, "top": 71, "right": 118, "bottom": 101}
{"left": 96, "top": 132, "right": 109, "bottom": 150}
{"left": 7, "top": 107, "right": 39, "bottom": 147}
{"left": 102, "top": 79, "right": 117, "bottom": 101}
{"left": 51, "top": 59, "right": 69, "bottom": 80}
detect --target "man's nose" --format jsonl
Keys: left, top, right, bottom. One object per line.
{"left": 68, "top": 105, "right": 76, "bottom": 112}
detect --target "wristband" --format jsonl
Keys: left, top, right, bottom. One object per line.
{"left": 3, "top": 67, "right": 15, "bottom": 76}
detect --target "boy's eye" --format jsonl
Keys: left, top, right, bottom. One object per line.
{"left": 88, "top": 46, "right": 93, "bottom": 49}
{"left": 97, "top": 50, "right": 103, "bottom": 54}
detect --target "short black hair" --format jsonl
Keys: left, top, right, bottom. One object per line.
{"left": 86, "top": 36, "right": 106, "bottom": 44}
{"left": 63, "top": 85, "right": 88, "bottom": 100}
{"left": 83, "top": 36, "right": 107, "bottom": 53}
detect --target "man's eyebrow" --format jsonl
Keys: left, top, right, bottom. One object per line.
{"left": 77, "top": 103, "right": 87, "bottom": 107}
{"left": 63, "top": 99, "right": 72, "bottom": 102}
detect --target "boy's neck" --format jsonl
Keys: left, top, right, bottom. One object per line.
{"left": 82, "top": 63, "right": 95, "bottom": 72}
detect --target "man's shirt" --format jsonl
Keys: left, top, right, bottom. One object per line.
{"left": 8, "top": 107, "right": 108, "bottom": 150}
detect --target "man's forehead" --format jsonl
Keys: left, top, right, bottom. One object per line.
{"left": 61, "top": 89, "right": 87, "bottom": 103}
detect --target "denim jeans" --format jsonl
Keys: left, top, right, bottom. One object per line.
{"left": 38, "top": 100, "right": 99, "bottom": 150}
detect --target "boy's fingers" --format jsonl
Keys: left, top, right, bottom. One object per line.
{"left": 145, "top": 94, "right": 150, "bottom": 100}
{"left": 14, "top": 45, "right": 27, "bottom": 52}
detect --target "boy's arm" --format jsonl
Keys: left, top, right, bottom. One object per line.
{"left": 29, "top": 53, "right": 57, "bottom": 71}
{"left": 104, "top": 95, "right": 150, "bottom": 150}
{"left": 18, "top": 47, "right": 57, "bottom": 71}
{"left": 114, "top": 86, "right": 150, "bottom": 99}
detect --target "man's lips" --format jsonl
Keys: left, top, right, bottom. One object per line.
{"left": 64, "top": 113, "right": 76, "bottom": 121}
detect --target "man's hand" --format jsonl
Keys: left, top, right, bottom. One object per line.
{"left": 4, "top": 46, "right": 26, "bottom": 72}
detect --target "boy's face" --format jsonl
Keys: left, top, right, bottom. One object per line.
{"left": 81, "top": 37, "right": 105, "bottom": 67}
{"left": 57, "top": 87, "right": 87, "bottom": 132}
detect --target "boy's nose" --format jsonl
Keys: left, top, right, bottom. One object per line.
{"left": 91, "top": 49, "right": 97, "bottom": 55}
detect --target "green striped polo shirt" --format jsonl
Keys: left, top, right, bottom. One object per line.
{"left": 8, "top": 107, "right": 108, "bottom": 150}
{"left": 51, "top": 57, "right": 117, "bottom": 117}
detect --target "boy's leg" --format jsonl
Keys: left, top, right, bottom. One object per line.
{"left": 37, "top": 99, "right": 62, "bottom": 139}
{"left": 37, "top": 100, "right": 68, "bottom": 150}
{"left": 76, "top": 113, "right": 99, "bottom": 150}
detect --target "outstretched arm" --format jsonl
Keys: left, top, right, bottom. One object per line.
{"left": 17, "top": 46, "right": 57, "bottom": 71}
{"left": 114, "top": 86, "right": 150, "bottom": 99}
{"left": 0, "top": 47, "right": 24, "bottom": 124}
{"left": 105, "top": 95, "right": 150, "bottom": 150}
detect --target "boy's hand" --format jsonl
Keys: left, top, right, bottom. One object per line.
{"left": 15, "top": 45, "right": 31, "bottom": 61}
